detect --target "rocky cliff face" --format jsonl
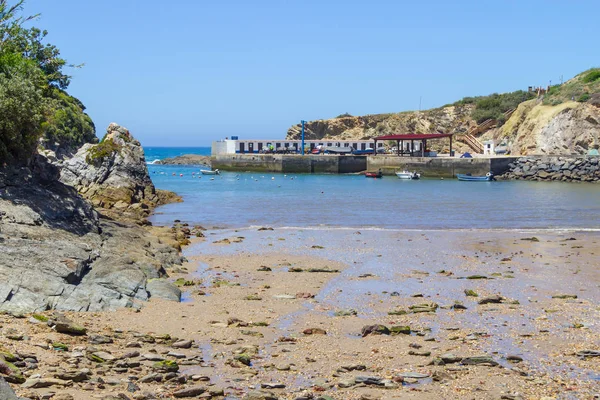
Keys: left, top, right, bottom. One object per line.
{"left": 288, "top": 89, "right": 600, "bottom": 156}
{"left": 287, "top": 105, "right": 475, "bottom": 151}
{"left": 0, "top": 125, "right": 186, "bottom": 314}
{"left": 482, "top": 100, "right": 600, "bottom": 155}
{"left": 59, "top": 123, "right": 180, "bottom": 222}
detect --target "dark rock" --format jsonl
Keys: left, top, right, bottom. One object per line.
{"left": 172, "top": 340, "right": 193, "bottom": 349}
{"left": 461, "top": 355, "right": 498, "bottom": 366}
{"left": 0, "top": 377, "right": 18, "bottom": 400}
{"left": 478, "top": 295, "right": 504, "bottom": 305}
{"left": 173, "top": 386, "right": 206, "bottom": 397}
{"left": 361, "top": 325, "right": 390, "bottom": 337}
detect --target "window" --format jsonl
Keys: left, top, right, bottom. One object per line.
{"left": 327, "top": 143, "right": 332, "bottom": 147}
{"left": 276, "top": 143, "right": 281, "bottom": 148}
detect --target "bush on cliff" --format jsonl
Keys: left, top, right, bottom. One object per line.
{"left": 469, "top": 91, "right": 535, "bottom": 124}
{"left": 0, "top": 53, "right": 48, "bottom": 165}
{"left": 42, "top": 88, "right": 97, "bottom": 152}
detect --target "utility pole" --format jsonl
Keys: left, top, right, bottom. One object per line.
{"left": 301, "top": 120, "right": 306, "bottom": 156}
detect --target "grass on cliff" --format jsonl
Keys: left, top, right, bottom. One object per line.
{"left": 542, "top": 68, "right": 600, "bottom": 106}
{"left": 85, "top": 137, "right": 120, "bottom": 164}
{"left": 454, "top": 90, "right": 536, "bottom": 124}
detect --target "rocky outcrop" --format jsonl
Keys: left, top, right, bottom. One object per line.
{"left": 59, "top": 123, "right": 180, "bottom": 222}
{"left": 0, "top": 148, "right": 184, "bottom": 314}
{"left": 154, "top": 154, "right": 212, "bottom": 166}
{"left": 478, "top": 100, "right": 600, "bottom": 155}
{"left": 286, "top": 105, "right": 475, "bottom": 152}
{"left": 499, "top": 156, "right": 600, "bottom": 182}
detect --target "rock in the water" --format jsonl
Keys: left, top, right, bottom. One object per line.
{"left": 478, "top": 295, "right": 504, "bottom": 305}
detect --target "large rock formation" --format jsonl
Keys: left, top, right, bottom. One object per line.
{"left": 287, "top": 69, "right": 600, "bottom": 156}
{"left": 0, "top": 126, "right": 186, "bottom": 314}
{"left": 481, "top": 100, "right": 600, "bottom": 155}
{"left": 287, "top": 105, "right": 475, "bottom": 153}
{"left": 59, "top": 123, "right": 180, "bottom": 222}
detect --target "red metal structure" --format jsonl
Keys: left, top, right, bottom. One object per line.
{"left": 373, "top": 133, "right": 454, "bottom": 157}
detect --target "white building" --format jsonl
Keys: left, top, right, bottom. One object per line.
{"left": 212, "top": 137, "right": 392, "bottom": 155}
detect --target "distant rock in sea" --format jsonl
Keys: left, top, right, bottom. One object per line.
{"left": 155, "top": 154, "right": 212, "bottom": 166}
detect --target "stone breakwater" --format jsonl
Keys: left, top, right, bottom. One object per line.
{"left": 500, "top": 156, "right": 600, "bottom": 182}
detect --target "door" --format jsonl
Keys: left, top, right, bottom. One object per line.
{"left": 258, "top": 143, "right": 263, "bottom": 152}
{"left": 248, "top": 143, "right": 254, "bottom": 153}
{"left": 239, "top": 142, "right": 245, "bottom": 153}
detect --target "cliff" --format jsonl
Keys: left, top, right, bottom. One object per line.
{"left": 287, "top": 105, "right": 475, "bottom": 153}
{"left": 287, "top": 68, "right": 600, "bottom": 155}
{"left": 0, "top": 124, "right": 186, "bottom": 314}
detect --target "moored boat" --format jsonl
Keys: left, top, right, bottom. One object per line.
{"left": 365, "top": 169, "right": 383, "bottom": 178}
{"left": 457, "top": 172, "right": 495, "bottom": 181}
{"left": 395, "top": 170, "right": 420, "bottom": 180}
{"left": 200, "top": 169, "right": 220, "bottom": 175}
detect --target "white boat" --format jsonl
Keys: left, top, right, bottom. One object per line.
{"left": 200, "top": 169, "right": 220, "bottom": 175}
{"left": 395, "top": 170, "right": 420, "bottom": 180}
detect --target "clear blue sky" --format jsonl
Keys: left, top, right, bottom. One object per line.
{"left": 24, "top": 0, "right": 599, "bottom": 146}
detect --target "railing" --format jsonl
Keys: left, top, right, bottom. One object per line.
{"left": 459, "top": 133, "right": 484, "bottom": 153}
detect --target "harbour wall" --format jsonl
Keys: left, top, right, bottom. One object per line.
{"left": 211, "top": 154, "right": 367, "bottom": 174}
{"left": 212, "top": 154, "right": 519, "bottom": 177}
{"left": 500, "top": 156, "right": 600, "bottom": 182}
{"left": 367, "top": 156, "right": 517, "bottom": 178}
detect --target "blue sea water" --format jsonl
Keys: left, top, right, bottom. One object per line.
{"left": 146, "top": 147, "right": 600, "bottom": 231}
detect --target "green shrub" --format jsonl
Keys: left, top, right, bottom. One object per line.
{"left": 336, "top": 112, "right": 353, "bottom": 118}
{"left": 460, "top": 90, "right": 534, "bottom": 123}
{"left": 582, "top": 70, "right": 600, "bottom": 83}
{"left": 85, "top": 139, "right": 120, "bottom": 164}
{"left": 577, "top": 93, "right": 591, "bottom": 102}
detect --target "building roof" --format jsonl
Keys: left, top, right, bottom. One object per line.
{"left": 373, "top": 133, "right": 453, "bottom": 141}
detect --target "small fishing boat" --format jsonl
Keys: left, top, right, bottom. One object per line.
{"left": 365, "top": 170, "right": 383, "bottom": 178}
{"left": 457, "top": 172, "right": 495, "bottom": 181}
{"left": 395, "top": 170, "right": 421, "bottom": 180}
{"left": 200, "top": 169, "right": 220, "bottom": 175}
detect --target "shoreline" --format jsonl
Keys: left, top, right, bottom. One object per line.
{"left": 3, "top": 227, "right": 597, "bottom": 399}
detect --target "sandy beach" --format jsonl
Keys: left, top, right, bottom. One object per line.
{"left": 1, "top": 227, "right": 598, "bottom": 400}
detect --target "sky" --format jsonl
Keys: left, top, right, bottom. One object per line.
{"left": 22, "top": 0, "right": 600, "bottom": 146}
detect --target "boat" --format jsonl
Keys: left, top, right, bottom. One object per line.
{"left": 200, "top": 169, "right": 220, "bottom": 175}
{"left": 457, "top": 172, "right": 495, "bottom": 181}
{"left": 365, "top": 170, "right": 383, "bottom": 178}
{"left": 395, "top": 170, "right": 421, "bottom": 180}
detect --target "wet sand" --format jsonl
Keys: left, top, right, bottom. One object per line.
{"left": 2, "top": 228, "right": 599, "bottom": 399}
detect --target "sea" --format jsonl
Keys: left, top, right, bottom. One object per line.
{"left": 145, "top": 147, "right": 600, "bottom": 231}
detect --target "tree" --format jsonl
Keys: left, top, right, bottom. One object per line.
{"left": 1, "top": 0, "right": 71, "bottom": 89}
{"left": 0, "top": 53, "right": 47, "bottom": 164}
{"left": 0, "top": 0, "right": 96, "bottom": 165}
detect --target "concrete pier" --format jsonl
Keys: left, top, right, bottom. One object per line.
{"left": 212, "top": 154, "right": 367, "bottom": 174}
{"left": 211, "top": 154, "right": 518, "bottom": 177}
{"left": 367, "top": 156, "right": 517, "bottom": 178}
